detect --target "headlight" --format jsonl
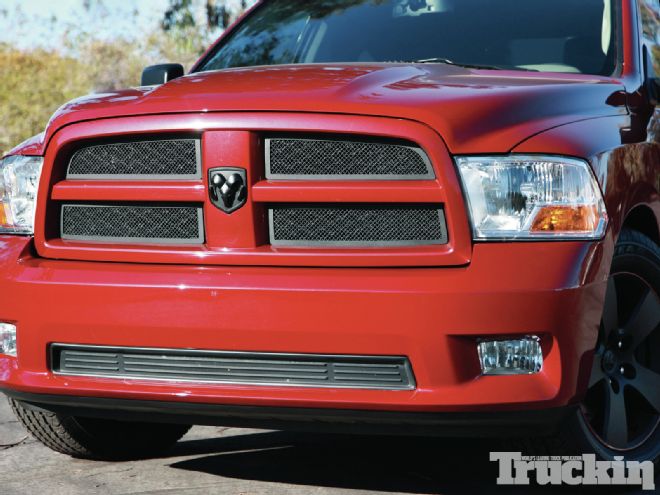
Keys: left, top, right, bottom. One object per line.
{"left": 456, "top": 155, "right": 607, "bottom": 240}
{"left": 0, "top": 155, "right": 44, "bottom": 235}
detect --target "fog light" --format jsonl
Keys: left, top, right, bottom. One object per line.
{"left": 0, "top": 323, "right": 17, "bottom": 357}
{"left": 477, "top": 336, "right": 542, "bottom": 375}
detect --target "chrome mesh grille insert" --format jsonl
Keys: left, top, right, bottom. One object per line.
{"left": 67, "top": 139, "right": 201, "bottom": 179}
{"left": 265, "top": 138, "right": 434, "bottom": 179}
{"left": 269, "top": 205, "right": 447, "bottom": 247}
{"left": 61, "top": 204, "right": 204, "bottom": 244}
{"left": 51, "top": 345, "right": 416, "bottom": 390}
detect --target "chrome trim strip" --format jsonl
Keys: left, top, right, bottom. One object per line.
{"left": 50, "top": 343, "right": 416, "bottom": 391}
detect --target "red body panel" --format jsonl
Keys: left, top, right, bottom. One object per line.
{"left": 0, "top": 235, "right": 608, "bottom": 411}
{"left": 36, "top": 66, "right": 626, "bottom": 155}
{"left": 34, "top": 113, "right": 472, "bottom": 267}
{"left": 0, "top": 0, "right": 657, "bottom": 418}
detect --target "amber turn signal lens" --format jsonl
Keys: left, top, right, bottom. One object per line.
{"left": 531, "top": 205, "right": 600, "bottom": 232}
{"left": 0, "top": 203, "right": 11, "bottom": 229}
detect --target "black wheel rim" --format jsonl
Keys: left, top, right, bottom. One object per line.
{"left": 581, "top": 272, "right": 660, "bottom": 451}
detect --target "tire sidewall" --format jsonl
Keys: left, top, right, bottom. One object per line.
{"left": 572, "top": 230, "right": 660, "bottom": 464}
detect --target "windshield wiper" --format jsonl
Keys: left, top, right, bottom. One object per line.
{"left": 412, "top": 58, "right": 538, "bottom": 71}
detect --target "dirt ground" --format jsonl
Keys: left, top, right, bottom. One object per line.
{"left": 0, "top": 396, "right": 645, "bottom": 495}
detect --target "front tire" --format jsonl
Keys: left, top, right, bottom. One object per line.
{"left": 574, "top": 229, "right": 660, "bottom": 462}
{"left": 9, "top": 398, "right": 191, "bottom": 460}
{"left": 520, "top": 229, "right": 660, "bottom": 464}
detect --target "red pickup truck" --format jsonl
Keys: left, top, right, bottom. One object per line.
{"left": 1, "top": 0, "right": 658, "bottom": 465}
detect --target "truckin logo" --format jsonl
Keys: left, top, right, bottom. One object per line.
{"left": 209, "top": 168, "right": 248, "bottom": 213}
{"left": 490, "top": 452, "right": 655, "bottom": 491}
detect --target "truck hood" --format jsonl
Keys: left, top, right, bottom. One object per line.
{"left": 37, "top": 63, "right": 627, "bottom": 154}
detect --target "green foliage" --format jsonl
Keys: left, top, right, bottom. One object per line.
{"left": 0, "top": 39, "right": 159, "bottom": 153}
{"left": 640, "top": 0, "right": 660, "bottom": 73}
{"left": 1, "top": 0, "right": 254, "bottom": 155}
{"left": 162, "top": 0, "right": 197, "bottom": 31}
{"left": 0, "top": 44, "right": 88, "bottom": 153}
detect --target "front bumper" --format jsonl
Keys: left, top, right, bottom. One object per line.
{"left": 0, "top": 236, "right": 608, "bottom": 416}
{"left": 4, "top": 389, "right": 576, "bottom": 437}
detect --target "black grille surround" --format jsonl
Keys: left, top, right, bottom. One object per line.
{"left": 61, "top": 204, "right": 204, "bottom": 245}
{"left": 51, "top": 345, "right": 416, "bottom": 390}
{"left": 67, "top": 138, "right": 201, "bottom": 179}
{"left": 265, "top": 137, "right": 435, "bottom": 180}
{"left": 269, "top": 205, "right": 448, "bottom": 247}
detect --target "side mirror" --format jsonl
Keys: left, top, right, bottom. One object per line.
{"left": 141, "top": 63, "right": 184, "bottom": 86}
{"left": 643, "top": 46, "right": 659, "bottom": 106}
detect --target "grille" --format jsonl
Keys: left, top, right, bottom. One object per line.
{"left": 269, "top": 205, "right": 447, "bottom": 247}
{"left": 51, "top": 345, "right": 416, "bottom": 390}
{"left": 265, "top": 137, "right": 434, "bottom": 179}
{"left": 67, "top": 139, "right": 201, "bottom": 179}
{"left": 61, "top": 204, "right": 204, "bottom": 244}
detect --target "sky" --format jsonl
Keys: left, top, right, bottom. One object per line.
{"left": 2, "top": 0, "right": 657, "bottom": 49}
{"left": 0, "top": 0, "right": 225, "bottom": 48}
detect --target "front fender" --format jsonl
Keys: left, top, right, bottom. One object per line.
{"left": 512, "top": 114, "right": 660, "bottom": 244}
{"left": 4, "top": 133, "right": 45, "bottom": 158}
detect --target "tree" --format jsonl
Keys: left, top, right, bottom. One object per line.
{"left": 162, "top": 0, "right": 197, "bottom": 32}
{"left": 640, "top": 0, "right": 660, "bottom": 72}
{"left": 162, "top": 0, "right": 248, "bottom": 33}
{"left": 157, "top": 0, "right": 253, "bottom": 69}
{"left": 0, "top": 45, "right": 89, "bottom": 152}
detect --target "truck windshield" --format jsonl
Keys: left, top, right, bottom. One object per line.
{"left": 198, "top": 0, "right": 618, "bottom": 76}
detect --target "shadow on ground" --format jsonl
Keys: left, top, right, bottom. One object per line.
{"left": 166, "top": 431, "right": 573, "bottom": 494}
